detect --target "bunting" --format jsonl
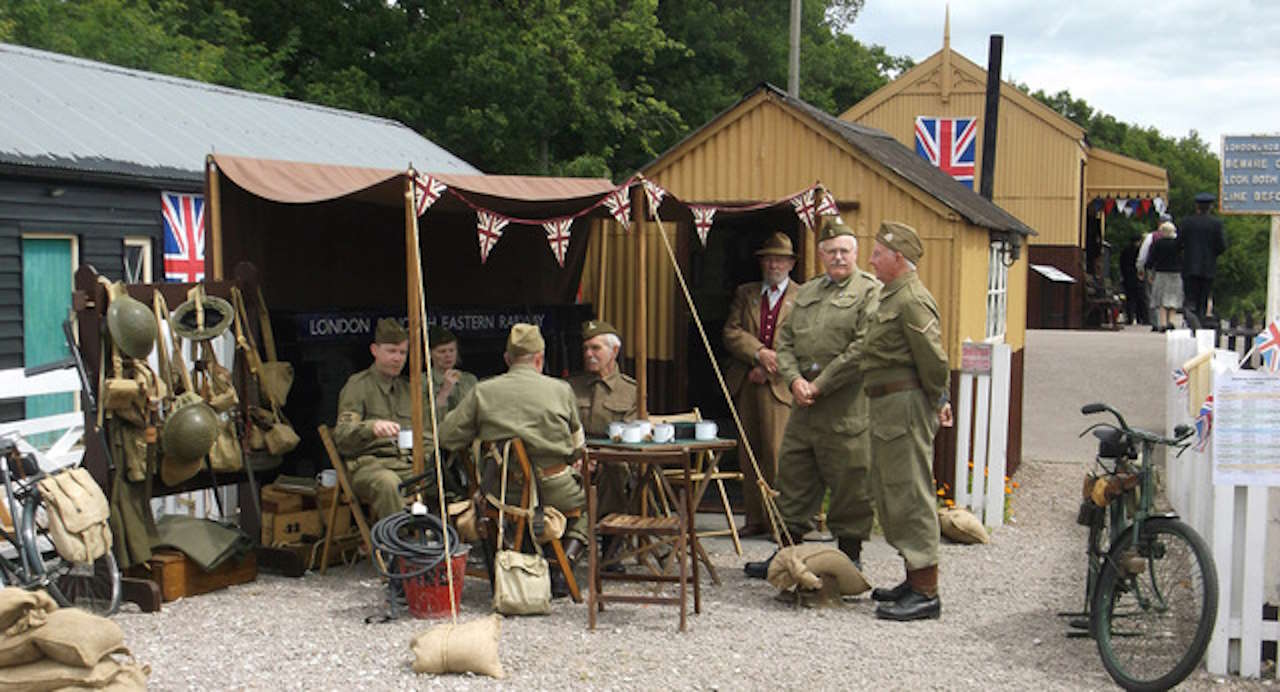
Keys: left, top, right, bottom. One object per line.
{"left": 475, "top": 211, "right": 508, "bottom": 264}
{"left": 692, "top": 206, "right": 716, "bottom": 247}
{"left": 414, "top": 173, "right": 447, "bottom": 216}
{"left": 790, "top": 188, "right": 817, "bottom": 229}
{"left": 1194, "top": 395, "right": 1214, "bottom": 452}
{"left": 1153, "top": 196, "right": 1167, "bottom": 215}
{"left": 1172, "top": 367, "right": 1189, "bottom": 392}
{"left": 603, "top": 188, "right": 632, "bottom": 231}
{"left": 1255, "top": 321, "right": 1280, "bottom": 373}
{"left": 815, "top": 192, "right": 839, "bottom": 219}
{"left": 643, "top": 179, "right": 667, "bottom": 218}
{"left": 543, "top": 218, "right": 573, "bottom": 267}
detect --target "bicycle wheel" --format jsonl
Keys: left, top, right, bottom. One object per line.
{"left": 1091, "top": 517, "right": 1218, "bottom": 691}
{"left": 42, "top": 551, "right": 121, "bottom": 616}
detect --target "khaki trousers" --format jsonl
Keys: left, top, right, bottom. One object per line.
{"left": 775, "top": 415, "right": 874, "bottom": 541}
{"left": 350, "top": 455, "right": 414, "bottom": 523}
{"left": 735, "top": 381, "right": 791, "bottom": 528}
{"left": 869, "top": 388, "right": 941, "bottom": 569}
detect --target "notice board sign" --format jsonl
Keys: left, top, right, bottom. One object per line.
{"left": 961, "top": 342, "right": 992, "bottom": 374}
{"left": 1212, "top": 367, "right": 1280, "bottom": 486}
{"left": 1220, "top": 135, "right": 1280, "bottom": 215}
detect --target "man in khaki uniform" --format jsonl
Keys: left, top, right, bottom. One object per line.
{"left": 334, "top": 318, "right": 430, "bottom": 522}
{"left": 860, "top": 221, "right": 952, "bottom": 621}
{"left": 439, "top": 323, "right": 588, "bottom": 596}
{"left": 567, "top": 319, "right": 636, "bottom": 518}
{"left": 744, "top": 216, "right": 880, "bottom": 578}
{"left": 722, "top": 232, "right": 800, "bottom": 537}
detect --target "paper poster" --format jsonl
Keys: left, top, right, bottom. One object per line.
{"left": 1212, "top": 367, "right": 1280, "bottom": 486}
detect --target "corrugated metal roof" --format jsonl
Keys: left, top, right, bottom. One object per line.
{"left": 766, "top": 85, "right": 1035, "bottom": 236}
{"left": 0, "top": 42, "right": 480, "bottom": 184}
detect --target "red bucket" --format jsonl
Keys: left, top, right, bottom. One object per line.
{"left": 401, "top": 545, "right": 469, "bottom": 619}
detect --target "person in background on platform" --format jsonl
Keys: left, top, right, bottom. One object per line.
{"left": 1119, "top": 234, "right": 1147, "bottom": 326}
{"left": 1145, "top": 221, "right": 1183, "bottom": 331}
{"left": 1137, "top": 213, "right": 1172, "bottom": 332}
{"left": 1178, "top": 192, "right": 1227, "bottom": 324}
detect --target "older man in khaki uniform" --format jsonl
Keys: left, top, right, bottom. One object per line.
{"left": 567, "top": 319, "right": 636, "bottom": 517}
{"left": 440, "top": 323, "right": 588, "bottom": 596}
{"left": 723, "top": 232, "right": 800, "bottom": 537}
{"left": 334, "top": 318, "right": 434, "bottom": 522}
{"left": 744, "top": 216, "right": 880, "bottom": 578}
{"left": 861, "top": 221, "right": 951, "bottom": 621}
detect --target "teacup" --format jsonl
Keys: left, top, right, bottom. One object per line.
{"left": 607, "top": 421, "right": 626, "bottom": 441}
{"left": 652, "top": 423, "right": 675, "bottom": 443}
{"left": 633, "top": 420, "right": 653, "bottom": 439}
{"left": 316, "top": 469, "right": 337, "bottom": 488}
{"left": 694, "top": 421, "right": 718, "bottom": 441}
{"left": 397, "top": 429, "right": 414, "bottom": 449}
{"left": 620, "top": 424, "right": 645, "bottom": 444}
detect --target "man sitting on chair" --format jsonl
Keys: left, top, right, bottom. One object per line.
{"left": 333, "top": 318, "right": 438, "bottom": 522}
{"left": 439, "top": 323, "right": 589, "bottom": 597}
{"left": 567, "top": 320, "right": 637, "bottom": 514}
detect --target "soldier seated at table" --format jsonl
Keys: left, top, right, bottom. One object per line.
{"left": 439, "top": 323, "right": 589, "bottom": 598}
{"left": 333, "top": 318, "right": 462, "bottom": 522}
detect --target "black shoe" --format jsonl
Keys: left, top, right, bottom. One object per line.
{"left": 550, "top": 568, "right": 570, "bottom": 599}
{"left": 870, "top": 579, "right": 910, "bottom": 602}
{"left": 743, "top": 549, "right": 778, "bottom": 579}
{"left": 874, "top": 590, "right": 941, "bottom": 621}
{"left": 837, "top": 537, "right": 862, "bottom": 571}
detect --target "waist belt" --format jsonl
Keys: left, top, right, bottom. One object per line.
{"left": 537, "top": 462, "right": 569, "bottom": 478}
{"left": 866, "top": 378, "right": 921, "bottom": 398}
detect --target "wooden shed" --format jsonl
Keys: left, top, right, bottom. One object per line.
{"left": 580, "top": 83, "right": 1034, "bottom": 479}
{"left": 840, "top": 22, "right": 1168, "bottom": 328}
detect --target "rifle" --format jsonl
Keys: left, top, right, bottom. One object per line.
{"left": 63, "top": 317, "right": 115, "bottom": 475}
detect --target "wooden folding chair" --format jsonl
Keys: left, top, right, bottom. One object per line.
{"left": 474, "top": 438, "right": 581, "bottom": 603}
{"left": 651, "top": 409, "right": 743, "bottom": 556}
{"left": 316, "top": 425, "right": 379, "bottom": 574}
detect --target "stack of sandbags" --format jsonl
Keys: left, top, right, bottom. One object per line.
{"left": 0, "top": 588, "right": 148, "bottom": 691}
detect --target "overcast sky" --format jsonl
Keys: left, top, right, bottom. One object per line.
{"left": 850, "top": 0, "right": 1280, "bottom": 155}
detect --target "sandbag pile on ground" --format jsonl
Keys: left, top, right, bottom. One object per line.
{"left": 938, "top": 506, "right": 990, "bottom": 544}
{"left": 0, "top": 588, "right": 148, "bottom": 691}
{"left": 410, "top": 614, "right": 504, "bottom": 678}
{"left": 766, "top": 544, "right": 870, "bottom": 607}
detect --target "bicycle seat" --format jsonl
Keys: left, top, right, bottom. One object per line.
{"left": 4, "top": 451, "right": 39, "bottom": 479}
{"left": 1092, "top": 425, "right": 1134, "bottom": 459}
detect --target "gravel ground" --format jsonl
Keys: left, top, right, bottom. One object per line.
{"left": 115, "top": 458, "right": 1272, "bottom": 690}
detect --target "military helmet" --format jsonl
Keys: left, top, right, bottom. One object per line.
{"left": 161, "top": 397, "right": 219, "bottom": 481}
{"left": 170, "top": 294, "right": 234, "bottom": 341}
{"left": 105, "top": 283, "right": 156, "bottom": 360}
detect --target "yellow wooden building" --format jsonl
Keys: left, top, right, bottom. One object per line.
{"left": 581, "top": 84, "right": 1034, "bottom": 475}
{"left": 840, "top": 21, "right": 1168, "bottom": 328}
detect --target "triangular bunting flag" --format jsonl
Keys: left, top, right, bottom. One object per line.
{"left": 1255, "top": 321, "right": 1280, "bottom": 373}
{"left": 1153, "top": 196, "right": 1167, "bottom": 215}
{"left": 475, "top": 211, "right": 509, "bottom": 264}
{"left": 1121, "top": 199, "right": 1135, "bottom": 217}
{"left": 790, "top": 189, "right": 817, "bottom": 229}
{"left": 543, "top": 218, "right": 573, "bottom": 267}
{"left": 643, "top": 179, "right": 667, "bottom": 218}
{"left": 1139, "top": 198, "right": 1152, "bottom": 216}
{"left": 692, "top": 206, "right": 716, "bottom": 247}
{"left": 815, "top": 192, "right": 839, "bottom": 219}
{"left": 1104, "top": 198, "right": 1116, "bottom": 214}
{"left": 414, "top": 173, "right": 447, "bottom": 216}
{"left": 603, "top": 187, "right": 631, "bottom": 231}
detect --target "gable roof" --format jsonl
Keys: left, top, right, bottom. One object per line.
{"left": 0, "top": 42, "right": 479, "bottom": 185}
{"left": 646, "top": 84, "right": 1033, "bottom": 236}
{"left": 840, "top": 47, "right": 1086, "bottom": 141}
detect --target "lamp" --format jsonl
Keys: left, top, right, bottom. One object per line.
{"left": 995, "top": 234, "right": 1020, "bottom": 268}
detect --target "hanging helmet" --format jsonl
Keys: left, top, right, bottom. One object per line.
{"left": 105, "top": 283, "right": 156, "bottom": 359}
{"left": 160, "top": 398, "right": 218, "bottom": 485}
{"left": 170, "top": 294, "right": 234, "bottom": 342}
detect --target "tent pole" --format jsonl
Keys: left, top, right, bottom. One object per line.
{"left": 596, "top": 218, "right": 608, "bottom": 322}
{"left": 633, "top": 185, "right": 648, "bottom": 418}
{"left": 207, "top": 156, "right": 223, "bottom": 280}
{"left": 404, "top": 175, "right": 425, "bottom": 476}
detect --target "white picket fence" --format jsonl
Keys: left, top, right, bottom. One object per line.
{"left": 952, "top": 341, "right": 1012, "bottom": 529}
{"left": 1165, "top": 329, "right": 1279, "bottom": 679}
{"left": 0, "top": 364, "right": 84, "bottom": 471}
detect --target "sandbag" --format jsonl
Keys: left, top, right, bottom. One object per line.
{"left": 0, "top": 657, "right": 147, "bottom": 692}
{"left": 450, "top": 500, "right": 479, "bottom": 543}
{"left": 534, "top": 506, "right": 565, "bottom": 545}
{"left": 0, "top": 588, "right": 58, "bottom": 634}
{"left": 766, "top": 544, "right": 870, "bottom": 596}
{"left": 410, "top": 614, "right": 504, "bottom": 678}
{"left": 33, "top": 608, "right": 127, "bottom": 668}
{"left": 0, "top": 627, "right": 41, "bottom": 668}
{"left": 36, "top": 468, "right": 113, "bottom": 563}
{"left": 938, "top": 506, "right": 990, "bottom": 544}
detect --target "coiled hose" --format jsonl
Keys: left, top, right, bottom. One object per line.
{"left": 367, "top": 510, "right": 466, "bottom": 621}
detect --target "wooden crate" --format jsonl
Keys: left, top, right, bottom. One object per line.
{"left": 133, "top": 549, "right": 258, "bottom": 602}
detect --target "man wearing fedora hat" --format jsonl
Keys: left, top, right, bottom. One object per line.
{"left": 1179, "top": 192, "right": 1227, "bottom": 323}
{"left": 744, "top": 215, "right": 880, "bottom": 578}
{"left": 440, "top": 323, "right": 589, "bottom": 597}
{"left": 723, "top": 231, "right": 801, "bottom": 538}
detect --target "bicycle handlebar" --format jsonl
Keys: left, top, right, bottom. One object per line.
{"left": 1080, "top": 402, "right": 1193, "bottom": 447}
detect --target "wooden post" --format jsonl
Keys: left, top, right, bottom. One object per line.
{"left": 404, "top": 176, "right": 425, "bottom": 475}
{"left": 634, "top": 185, "right": 648, "bottom": 418}
{"left": 206, "top": 157, "right": 223, "bottom": 280}
{"left": 596, "top": 218, "right": 608, "bottom": 321}
{"left": 1268, "top": 215, "right": 1280, "bottom": 323}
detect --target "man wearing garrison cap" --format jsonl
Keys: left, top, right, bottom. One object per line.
{"left": 858, "top": 220, "right": 951, "bottom": 621}
{"left": 722, "top": 231, "right": 801, "bottom": 538}
{"left": 567, "top": 319, "right": 636, "bottom": 529}
{"left": 334, "top": 318, "right": 441, "bottom": 521}
{"left": 744, "top": 215, "right": 880, "bottom": 578}
{"left": 440, "top": 323, "right": 589, "bottom": 597}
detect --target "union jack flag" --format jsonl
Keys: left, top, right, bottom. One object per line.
{"left": 1172, "top": 367, "right": 1189, "bottom": 391}
{"left": 161, "top": 191, "right": 205, "bottom": 282}
{"left": 543, "top": 218, "right": 572, "bottom": 267}
{"left": 1194, "top": 395, "right": 1214, "bottom": 452}
{"left": 414, "top": 173, "right": 447, "bottom": 216}
{"left": 1255, "top": 321, "right": 1280, "bottom": 373}
{"left": 915, "top": 116, "right": 978, "bottom": 189}
{"left": 603, "top": 187, "right": 631, "bottom": 231}
{"left": 815, "top": 192, "right": 839, "bottom": 219}
{"left": 475, "top": 211, "right": 508, "bottom": 264}
{"left": 642, "top": 179, "right": 666, "bottom": 218}
{"left": 790, "top": 188, "right": 816, "bottom": 230}
{"left": 691, "top": 206, "right": 716, "bottom": 247}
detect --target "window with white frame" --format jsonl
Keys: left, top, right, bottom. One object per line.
{"left": 985, "top": 239, "right": 1008, "bottom": 341}
{"left": 123, "top": 237, "right": 152, "bottom": 283}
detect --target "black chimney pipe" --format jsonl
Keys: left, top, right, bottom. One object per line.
{"left": 979, "top": 35, "right": 1003, "bottom": 201}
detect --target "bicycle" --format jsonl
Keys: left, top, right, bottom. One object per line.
{"left": 1064, "top": 402, "right": 1218, "bottom": 691}
{"left": 0, "top": 435, "right": 120, "bottom": 616}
